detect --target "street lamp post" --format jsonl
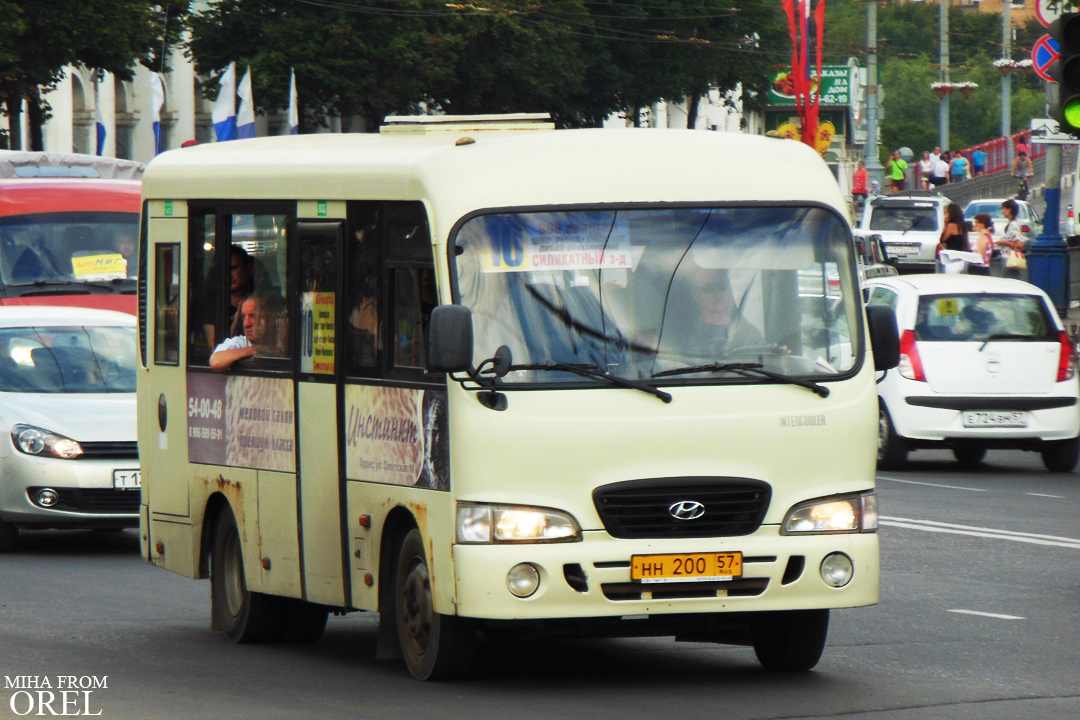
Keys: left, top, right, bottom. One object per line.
{"left": 939, "top": 0, "right": 950, "bottom": 150}
{"left": 1002, "top": 0, "right": 1013, "bottom": 168}
{"left": 865, "top": 0, "right": 885, "bottom": 187}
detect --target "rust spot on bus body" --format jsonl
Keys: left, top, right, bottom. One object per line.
{"left": 195, "top": 474, "right": 246, "bottom": 529}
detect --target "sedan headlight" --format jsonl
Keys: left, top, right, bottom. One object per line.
{"left": 456, "top": 503, "right": 581, "bottom": 544}
{"left": 781, "top": 491, "right": 878, "bottom": 535}
{"left": 11, "top": 424, "right": 84, "bottom": 460}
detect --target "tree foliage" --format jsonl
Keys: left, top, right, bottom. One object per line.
{"left": 0, "top": 0, "right": 188, "bottom": 149}
{"left": 185, "top": 0, "right": 789, "bottom": 130}
{"left": 821, "top": 1, "right": 1046, "bottom": 159}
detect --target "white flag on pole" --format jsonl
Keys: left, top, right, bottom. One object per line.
{"left": 149, "top": 72, "right": 165, "bottom": 155}
{"left": 287, "top": 69, "right": 298, "bottom": 135}
{"left": 93, "top": 77, "right": 106, "bottom": 156}
{"left": 237, "top": 67, "right": 256, "bottom": 139}
{"left": 211, "top": 62, "right": 237, "bottom": 142}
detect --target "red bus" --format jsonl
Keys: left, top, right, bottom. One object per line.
{"left": 0, "top": 153, "right": 142, "bottom": 315}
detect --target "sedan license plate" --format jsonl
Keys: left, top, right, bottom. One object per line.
{"left": 962, "top": 411, "right": 1027, "bottom": 428}
{"left": 631, "top": 552, "right": 742, "bottom": 584}
{"left": 886, "top": 244, "right": 920, "bottom": 257}
{"left": 113, "top": 470, "right": 141, "bottom": 489}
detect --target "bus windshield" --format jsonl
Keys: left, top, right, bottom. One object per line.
{"left": 453, "top": 206, "right": 861, "bottom": 384}
{"left": 0, "top": 211, "right": 139, "bottom": 290}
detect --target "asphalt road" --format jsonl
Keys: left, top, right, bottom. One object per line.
{"left": 1, "top": 449, "right": 1077, "bottom": 720}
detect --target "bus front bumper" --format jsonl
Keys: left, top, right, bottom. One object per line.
{"left": 451, "top": 526, "right": 878, "bottom": 621}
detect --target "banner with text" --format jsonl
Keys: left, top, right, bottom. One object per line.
{"left": 343, "top": 385, "right": 449, "bottom": 490}
{"left": 187, "top": 373, "right": 296, "bottom": 472}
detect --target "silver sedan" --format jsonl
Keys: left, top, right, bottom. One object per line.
{"left": 0, "top": 306, "right": 138, "bottom": 551}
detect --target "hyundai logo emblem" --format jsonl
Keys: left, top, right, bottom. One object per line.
{"left": 669, "top": 500, "right": 705, "bottom": 521}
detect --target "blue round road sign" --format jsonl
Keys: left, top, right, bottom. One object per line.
{"left": 1034, "top": 34, "right": 1060, "bottom": 82}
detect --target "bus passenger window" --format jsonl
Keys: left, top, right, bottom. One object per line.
{"left": 232, "top": 213, "right": 290, "bottom": 361}
{"left": 346, "top": 211, "right": 381, "bottom": 372}
{"left": 393, "top": 267, "right": 436, "bottom": 369}
{"left": 298, "top": 222, "right": 340, "bottom": 376}
{"left": 187, "top": 215, "right": 217, "bottom": 365}
{"left": 154, "top": 244, "right": 180, "bottom": 365}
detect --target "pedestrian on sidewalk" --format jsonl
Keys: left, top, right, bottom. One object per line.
{"left": 852, "top": 160, "right": 869, "bottom": 210}
{"left": 888, "top": 150, "right": 907, "bottom": 192}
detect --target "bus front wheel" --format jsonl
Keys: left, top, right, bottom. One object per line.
{"left": 394, "top": 528, "right": 476, "bottom": 680}
{"left": 750, "top": 609, "right": 829, "bottom": 671}
{"left": 211, "top": 504, "right": 286, "bottom": 643}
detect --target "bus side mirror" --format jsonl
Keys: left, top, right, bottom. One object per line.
{"left": 428, "top": 305, "right": 473, "bottom": 373}
{"left": 866, "top": 305, "right": 900, "bottom": 371}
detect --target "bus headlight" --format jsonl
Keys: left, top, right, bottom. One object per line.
{"left": 456, "top": 503, "right": 582, "bottom": 544}
{"left": 781, "top": 492, "right": 878, "bottom": 534}
{"left": 11, "top": 425, "right": 84, "bottom": 460}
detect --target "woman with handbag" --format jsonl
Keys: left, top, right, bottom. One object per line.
{"left": 998, "top": 199, "right": 1027, "bottom": 279}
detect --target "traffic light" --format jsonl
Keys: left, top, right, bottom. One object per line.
{"left": 1050, "top": 13, "right": 1080, "bottom": 137}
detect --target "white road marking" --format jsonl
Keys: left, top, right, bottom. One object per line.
{"left": 948, "top": 609, "right": 1025, "bottom": 620}
{"left": 879, "top": 516, "right": 1080, "bottom": 549}
{"left": 1026, "top": 492, "right": 1068, "bottom": 499}
{"left": 877, "top": 476, "right": 986, "bottom": 492}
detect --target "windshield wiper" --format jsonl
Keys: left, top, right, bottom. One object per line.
{"left": 901, "top": 217, "right": 923, "bottom": 235}
{"left": 11, "top": 279, "right": 121, "bottom": 291}
{"left": 511, "top": 362, "right": 672, "bottom": 403}
{"left": 653, "top": 362, "right": 830, "bottom": 398}
{"left": 979, "top": 333, "right": 1041, "bottom": 351}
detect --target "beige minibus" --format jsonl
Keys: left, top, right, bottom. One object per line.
{"left": 137, "top": 115, "right": 898, "bottom": 680}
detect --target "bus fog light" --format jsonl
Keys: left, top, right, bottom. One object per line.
{"left": 36, "top": 488, "right": 59, "bottom": 507}
{"left": 820, "top": 552, "right": 853, "bottom": 588}
{"left": 506, "top": 563, "right": 540, "bottom": 598}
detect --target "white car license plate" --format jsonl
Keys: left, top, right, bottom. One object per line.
{"left": 962, "top": 411, "right": 1027, "bottom": 428}
{"left": 886, "top": 244, "right": 920, "bottom": 257}
{"left": 113, "top": 470, "right": 141, "bottom": 489}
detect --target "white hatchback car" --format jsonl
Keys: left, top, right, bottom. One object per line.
{"left": 0, "top": 306, "right": 139, "bottom": 550}
{"left": 864, "top": 275, "right": 1080, "bottom": 472}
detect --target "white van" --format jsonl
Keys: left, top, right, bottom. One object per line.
{"left": 137, "top": 115, "right": 899, "bottom": 680}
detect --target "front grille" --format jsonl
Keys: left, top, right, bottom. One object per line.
{"left": 593, "top": 477, "right": 771, "bottom": 539}
{"left": 601, "top": 578, "right": 769, "bottom": 601}
{"left": 28, "top": 487, "right": 140, "bottom": 514}
{"left": 78, "top": 441, "right": 138, "bottom": 460}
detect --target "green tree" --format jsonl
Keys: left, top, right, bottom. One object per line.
{"left": 0, "top": 0, "right": 187, "bottom": 150}
{"left": 188, "top": 0, "right": 462, "bottom": 131}
{"left": 822, "top": 1, "right": 1046, "bottom": 156}
{"left": 185, "top": 0, "right": 788, "bottom": 131}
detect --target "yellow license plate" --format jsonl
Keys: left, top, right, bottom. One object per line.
{"left": 631, "top": 552, "right": 743, "bottom": 584}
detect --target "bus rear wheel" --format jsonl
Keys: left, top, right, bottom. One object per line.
{"left": 211, "top": 504, "right": 287, "bottom": 643}
{"left": 395, "top": 528, "right": 476, "bottom": 680}
{"left": 751, "top": 609, "right": 829, "bottom": 672}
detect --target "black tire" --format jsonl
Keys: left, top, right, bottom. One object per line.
{"left": 877, "top": 401, "right": 908, "bottom": 470}
{"left": 952, "top": 447, "right": 986, "bottom": 465}
{"left": 0, "top": 518, "right": 17, "bottom": 552}
{"left": 395, "top": 528, "right": 476, "bottom": 680}
{"left": 1041, "top": 437, "right": 1080, "bottom": 473}
{"left": 211, "top": 505, "right": 287, "bottom": 643}
{"left": 281, "top": 599, "right": 329, "bottom": 643}
{"left": 751, "top": 609, "right": 830, "bottom": 672}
